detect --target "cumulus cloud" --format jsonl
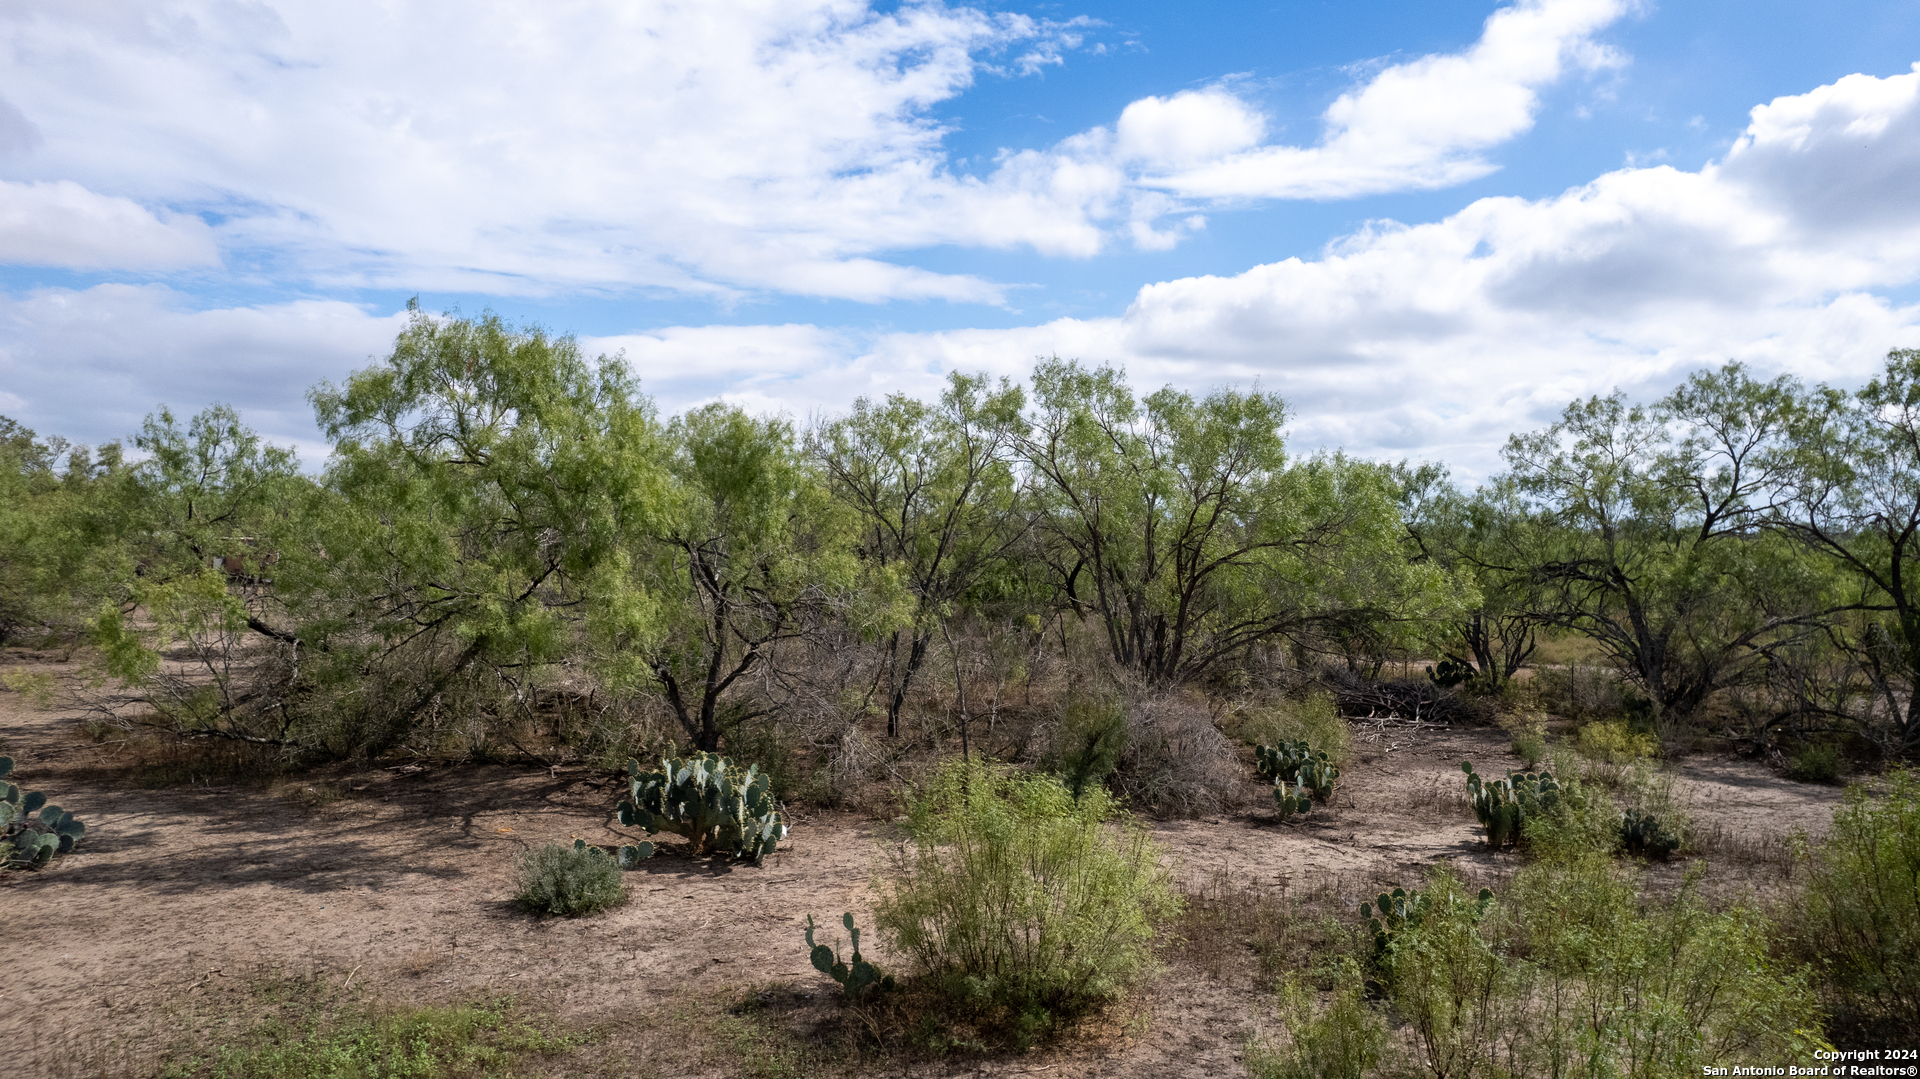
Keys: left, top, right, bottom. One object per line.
{"left": 1129, "top": 0, "right": 1633, "bottom": 201}
{"left": 10, "top": 39, "right": 1917, "bottom": 483}
{"left": 586, "top": 62, "right": 1920, "bottom": 476}
{"left": 0, "top": 284, "right": 406, "bottom": 457}
{"left": 0, "top": 179, "right": 218, "bottom": 269}
{"left": 0, "top": 0, "right": 1630, "bottom": 297}
{"left": 0, "top": 0, "right": 1092, "bottom": 301}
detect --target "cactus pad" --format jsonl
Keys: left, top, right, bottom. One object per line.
{"left": 616, "top": 752, "right": 788, "bottom": 863}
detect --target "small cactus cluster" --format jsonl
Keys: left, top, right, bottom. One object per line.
{"left": 1619, "top": 807, "right": 1681, "bottom": 859}
{"left": 1462, "top": 760, "right": 1561, "bottom": 849}
{"left": 616, "top": 752, "right": 787, "bottom": 863}
{"left": 805, "top": 912, "right": 894, "bottom": 1001}
{"left": 1362, "top": 887, "right": 1430, "bottom": 958}
{"left": 1273, "top": 775, "right": 1312, "bottom": 821}
{"left": 1256, "top": 740, "right": 1340, "bottom": 802}
{"left": 0, "top": 756, "right": 87, "bottom": 870}
{"left": 1362, "top": 885, "right": 1493, "bottom": 958}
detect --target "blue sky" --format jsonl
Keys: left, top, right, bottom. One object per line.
{"left": 3, "top": 0, "right": 1919, "bottom": 475}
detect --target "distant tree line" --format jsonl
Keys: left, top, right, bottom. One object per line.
{"left": 3, "top": 304, "right": 1916, "bottom": 760}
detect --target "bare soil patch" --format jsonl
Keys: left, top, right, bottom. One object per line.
{"left": 0, "top": 650, "right": 1849, "bottom": 1077}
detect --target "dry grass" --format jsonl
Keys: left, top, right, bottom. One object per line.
{"left": 1175, "top": 867, "right": 1367, "bottom": 989}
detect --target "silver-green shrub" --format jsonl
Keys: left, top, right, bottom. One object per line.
{"left": 513, "top": 839, "right": 628, "bottom": 917}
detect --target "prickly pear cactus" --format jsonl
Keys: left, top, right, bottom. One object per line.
{"left": 1256, "top": 741, "right": 1339, "bottom": 801}
{"left": 1361, "top": 885, "right": 1494, "bottom": 959}
{"left": 806, "top": 912, "right": 894, "bottom": 1001}
{"left": 1619, "top": 808, "right": 1681, "bottom": 859}
{"left": 1255, "top": 740, "right": 1313, "bottom": 782}
{"left": 1462, "top": 760, "right": 1560, "bottom": 850}
{"left": 1300, "top": 756, "right": 1340, "bottom": 802}
{"left": 616, "top": 752, "right": 788, "bottom": 863}
{"left": 1273, "top": 775, "right": 1313, "bottom": 821}
{"left": 1426, "top": 657, "right": 1473, "bottom": 688}
{"left": 0, "top": 756, "right": 88, "bottom": 870}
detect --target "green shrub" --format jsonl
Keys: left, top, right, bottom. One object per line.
{"left": 1787, "top": 742, "right": 1846, "bottom": 785}
{"left": 1239, "top": 693, "right": 1350, "bottom": 766}
{"left": 1382, "top": 870, "right": 1516, "bottom": 1078}
{"left": 1794, "top": 767, "right": 1920, "bottom": 1038}
{"left": 1246, "top": 958, "right": 1390, "bottom": 1079}
{"left": 1044, "top": 692, "right": 1126, "bottom": 799}
{"left": 1499, "top": 855, "right": 1826, "bottom": 1074}
{"left": 873, "top": 760, "right": 1180, "bottom": 1033}
{"left": 1577, "top": 720, "right": 1657, "bottom": 765}
{"left": 1380, "top": 858, "right": 1827, "bottom": 1078}
{"left": 1518, "top": 768, "right": 1619, "bottom": 863}
{"left": 1499, "top": 708, "right": 1548, "bottom": 768}
{"left": 513, "top": 840, "right": 628, "bottom": 917}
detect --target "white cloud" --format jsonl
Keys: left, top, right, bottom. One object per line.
{"left": 0, "top": 284, "right": 405, "bottom": 457}
{"left": 12, "top": 63, "right": 1920, "bottom": 476}
{"left": 1115, "top": 90, "right": 1266, "bottom": 167}
{"left": 628, "top": 63, "right": 1920, "bottom": 477}
{"left": 0, "top": 0, "right": 1632, "bottom": 297}
{"left": 0, "top": 0, "right": 1093, "bottom": 301}
{"left": 0, "top": 179, "right": 218, "bottom": 269}
{"left": 1135, "top": 0, "right": 1633, "bottom": 201}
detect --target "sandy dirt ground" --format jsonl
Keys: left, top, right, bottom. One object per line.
{"left": 0, "top": 650, "right": 1848, "bottom": 1077}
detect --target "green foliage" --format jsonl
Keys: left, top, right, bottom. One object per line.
{"left": 1793, "top": 767, "right": 1920, "bottom": 1036}
{"left": 0, "top": 415, "right": 129, "bottom": 645}
{"left": 0, "top": 755, "right": 88, "bottom": 869}
{"left": 648, "top": 403, "right": 860, "bottom": 750}
{"left": 1787, "top": 742, "right": 1846, "bottom": 784}
{"left": 1500, "top": 363, "right": 1839, "bottom": 729}
{"left": 1517, "top": 764, "right": 1621, "bottom": 863}
{"left": 805, "top": 912, "right": 895, "bottom": 1001}
{"left": 159, "top": 994, "right": 583, "bottom": 1079}
{"left": 1363, "top": 884, "right": 1491, "bottom": 962}
{"left": 1237, "top": 693, "right": 1350, "bottom": 765}
{"left": 1380, "top": 871, "right": 1514, "bottom": 1079}
{"left": 1778, "top": 349, "right": 1920, "bottom": 755}
{"left": 873, "top": 760, "right": 1180, "bottom": 1029}
{"left": 1497, "top": 855, "right": 1828, "bottom": 1075}
{"left": 1023, "top": 359, "right": 1457, "bottom": 684}
{"left": 616, "top": 752, "right": 788, "bottom": 861}
{"left": 816, "top": 371, "right": 1027, "bottom": 737}
{"left": 1461, "top": 760, "right": 1563, "bottom": 850}
{"left": 1247, "top": 958, "right": 1391, "bottom": 1079}
{"left": 512, "top": 839, "right": 628, "bottom": 917}
{"left": 1381, "top": 861, "right": 1825, "bottom": 1078}
{"left": 300, "top": 306, "right": 671, "bottom": 757}
{"left": 1499, "top": 708, "right": 1549, "bottom": 768}
{"left": 1577, "top": 719, "right": 1658, "bottom": 764}
{"left": 1045, "top": 693, "right": 1126, "bottom": 800}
